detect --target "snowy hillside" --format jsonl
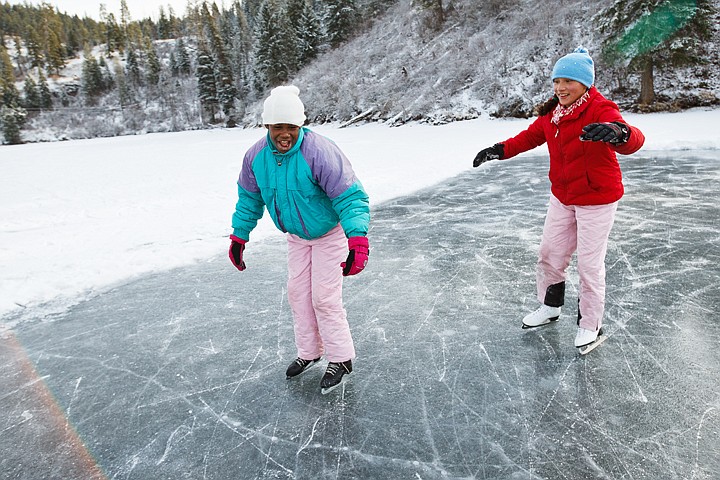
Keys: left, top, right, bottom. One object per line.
{"left": 290, "top": 0, "right": 720, "bottom": 124}
{"left": 5, "top": 0, "right": 720, "bottom": 143}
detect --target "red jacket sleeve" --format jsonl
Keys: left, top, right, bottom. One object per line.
{"left": 500, "top": 116, "right": 549, "bottom": 160}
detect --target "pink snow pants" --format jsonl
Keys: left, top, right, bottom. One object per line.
{"left": 536, "top": 194, "right": 618, "bottom": 331}
{"left": 286, "top": 224, "right": 355, "bottom": 363}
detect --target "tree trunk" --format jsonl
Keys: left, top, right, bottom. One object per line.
{"left": 639, "top": 57, "right": 655, "bottom": 105}
{"left": 434, "top": 0, "right": 445, "bottom": 23}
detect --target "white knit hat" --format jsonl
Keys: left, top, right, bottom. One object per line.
{"left": 261, "top": 85, "right": 306, "bottom": 126}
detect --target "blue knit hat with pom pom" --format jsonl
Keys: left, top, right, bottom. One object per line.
{"left": 551, "top": 47, "right": 595, "bottom": 88}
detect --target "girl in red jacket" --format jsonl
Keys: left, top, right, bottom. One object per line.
{"left": 473, "top": 47, "right": 645, "bottom": 349}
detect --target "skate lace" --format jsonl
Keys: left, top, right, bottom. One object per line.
{"left": 295, "top": 358, "right": 310, "bottom": 368}
{"left": 325, "top": 362, "right": 350, "bottom": 376}
{"left": 326, "top": 363, "right": 342, "bottom": 375}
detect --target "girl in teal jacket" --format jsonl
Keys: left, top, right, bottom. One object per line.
{"left": 229, "top": 86, "right": 370, "bottom": 394}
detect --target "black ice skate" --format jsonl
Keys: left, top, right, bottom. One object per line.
{"left": 286, "top": 357, "right": 321, "bottom": 379}
{"left": 320, "top": 360, "right": 352, "bottom": 394}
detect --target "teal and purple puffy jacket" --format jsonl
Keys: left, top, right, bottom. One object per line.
{"left": 232, "top": 127, "right": 370, "bottom": 241}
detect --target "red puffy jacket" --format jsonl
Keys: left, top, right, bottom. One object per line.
{"left": 501, "top": 87, "right": 645, "bottom": 206}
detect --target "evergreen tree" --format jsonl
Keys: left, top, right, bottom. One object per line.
{"left": 196, "top": 43, "right": 219, "bottom": 122}
{"left": 113, "top": 58, "right": 133, "bottom": 107}
{"left": 0, "top": 43, "right": 20, "bottom": 108}
{"left": 65, "top": 16, "right": 89, "bottom": 56}
{"left": 81, "top": 47, "right": 104, "bottom": 101}
{"left": 126, "top": 47, "right": 142, "bottom": 85}
{"left": 172, "top": 38, "right": 192, "bottom": 76}
{"left": 144, "top": 38, "right": 162, "bottom": 86}
{"left": 157, "top": 7, "right": 171, "bottom": 39}
{"left": 104, "top": 12, "right": 123, "bottom": 55}
{"left": 119, "top": 0, "right": 132, "bottom": 50}
{"left": 170, "top": 51, "right": 178, "bottom": 75}
{"left": 215, "top": 56, "right": 237, "bottom": 116}
{"left": 243, "top": 0, "right": 263, "bottom": 30}
{"left": 252, "top": 1, "right": 274, "bottom": 91}
{"left": 25, "top": 27, "right": 45, "bottom": 70}
{"left": 212, "top": 37, "right": 237, "bottom": 119}
{"left": 288, "top": 0, "right": 322, "bottom": 66}
{"left": 218, "top": 3, "right": 238, "bottom": 46}
{"left": 253, "top": 0, "right": 299, "bottom": 90}
{"left": 11, "top": 36, "right": 24, "bottom": 76}
{"left": 10, "top": 36, "right": 23, "bottom": 75}
{"left": 197, "top": 2, "right": 238, "bottom": 121}
{"left": 216, "top": 57, "right": 238, "bottom": 124}
{"left": 0, "top": 39, "right": 25, "bottom": 141}
{"left": 228, "top": 1, "right": 252, "bottom": 99}
{"left": 45, "top": 29, "right": 66, "bottom": 73}
{"left": 323, "top": 0, "right": 359, "bottom": 48}
{"left": 37, "top": 69, "right": 52, "bottom": 109}
{"left": 41, "top": 5, "right": 67, "bottom": 74}
{"left": 1, "top": 105, "right": 26, "bottom": 144}
{"left": 99, "top": 56, "right": 115, "bottom": 91}
{"left": 165, "top": 6, "right": 180, "bottom": 38}
{"left": 125, "top": 22, "right": 144, "bottom": 52}
{"left": 597, "top": 0, "right": 715, "bottom": 105}
{"left": 23, "top": 74, "right": 40, "bottom": 109}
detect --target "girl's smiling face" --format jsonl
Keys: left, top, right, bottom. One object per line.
{"left": 267, "top": 124, "right": 300, "bottom": 153}
{"left": 553, "top": 78, "right": 588, "bottom": 106}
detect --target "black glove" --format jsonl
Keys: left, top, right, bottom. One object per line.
{"left": 473, "top": 143, "right": 504, "bottom": 167}
{"left": 580, "top": 122, "right": 630, "bottom": 145}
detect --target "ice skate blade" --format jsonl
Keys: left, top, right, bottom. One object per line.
{"left": 521, "top": 317, "right": 559, "bottom": 329}
{"left": 320, "top": 376, "right": 347, "bottom": 395}
{"left": 578, "top": 335, "right": 607, "bottom": 355}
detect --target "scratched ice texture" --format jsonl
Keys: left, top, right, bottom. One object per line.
{"left": 1, "top": 152, "right": 719, "bottom": 480}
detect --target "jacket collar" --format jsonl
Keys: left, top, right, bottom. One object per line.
{"left": 267, "top": 127, "right": 306, "bottom": 156}
{"left": 551, "top": 86, "right": 597, "bottom": 124}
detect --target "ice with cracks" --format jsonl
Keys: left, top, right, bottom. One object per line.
{"left": 2, "top": 146, "right": 719, "bottom": 479}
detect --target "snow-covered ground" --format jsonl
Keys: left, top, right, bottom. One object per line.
{"left": 1, "top": 108, "right": 718, "bottom": 325}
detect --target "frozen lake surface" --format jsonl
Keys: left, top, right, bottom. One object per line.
{"left": 2, "top": 152, "right": 719, "bottom": 479}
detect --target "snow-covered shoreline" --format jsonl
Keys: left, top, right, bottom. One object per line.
{"left": 1, "top": 108, "right": 719, "bottom": 324}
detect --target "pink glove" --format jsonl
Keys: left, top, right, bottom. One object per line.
{"left": 341, "top": 236, "right": 369, "bottom": 276}
{"left": 229, "top": 235, "right": 247, "bottom": 271}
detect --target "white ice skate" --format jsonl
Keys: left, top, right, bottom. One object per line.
{"left": 522, "top": 304, "right": 561, "bottom": 329}
{"left": 575, "top": 327, "right": 606, "bottom": 354}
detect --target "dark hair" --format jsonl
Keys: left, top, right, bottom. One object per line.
{"left": 535, "top": 95, "right": 559, "bottom": 117}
